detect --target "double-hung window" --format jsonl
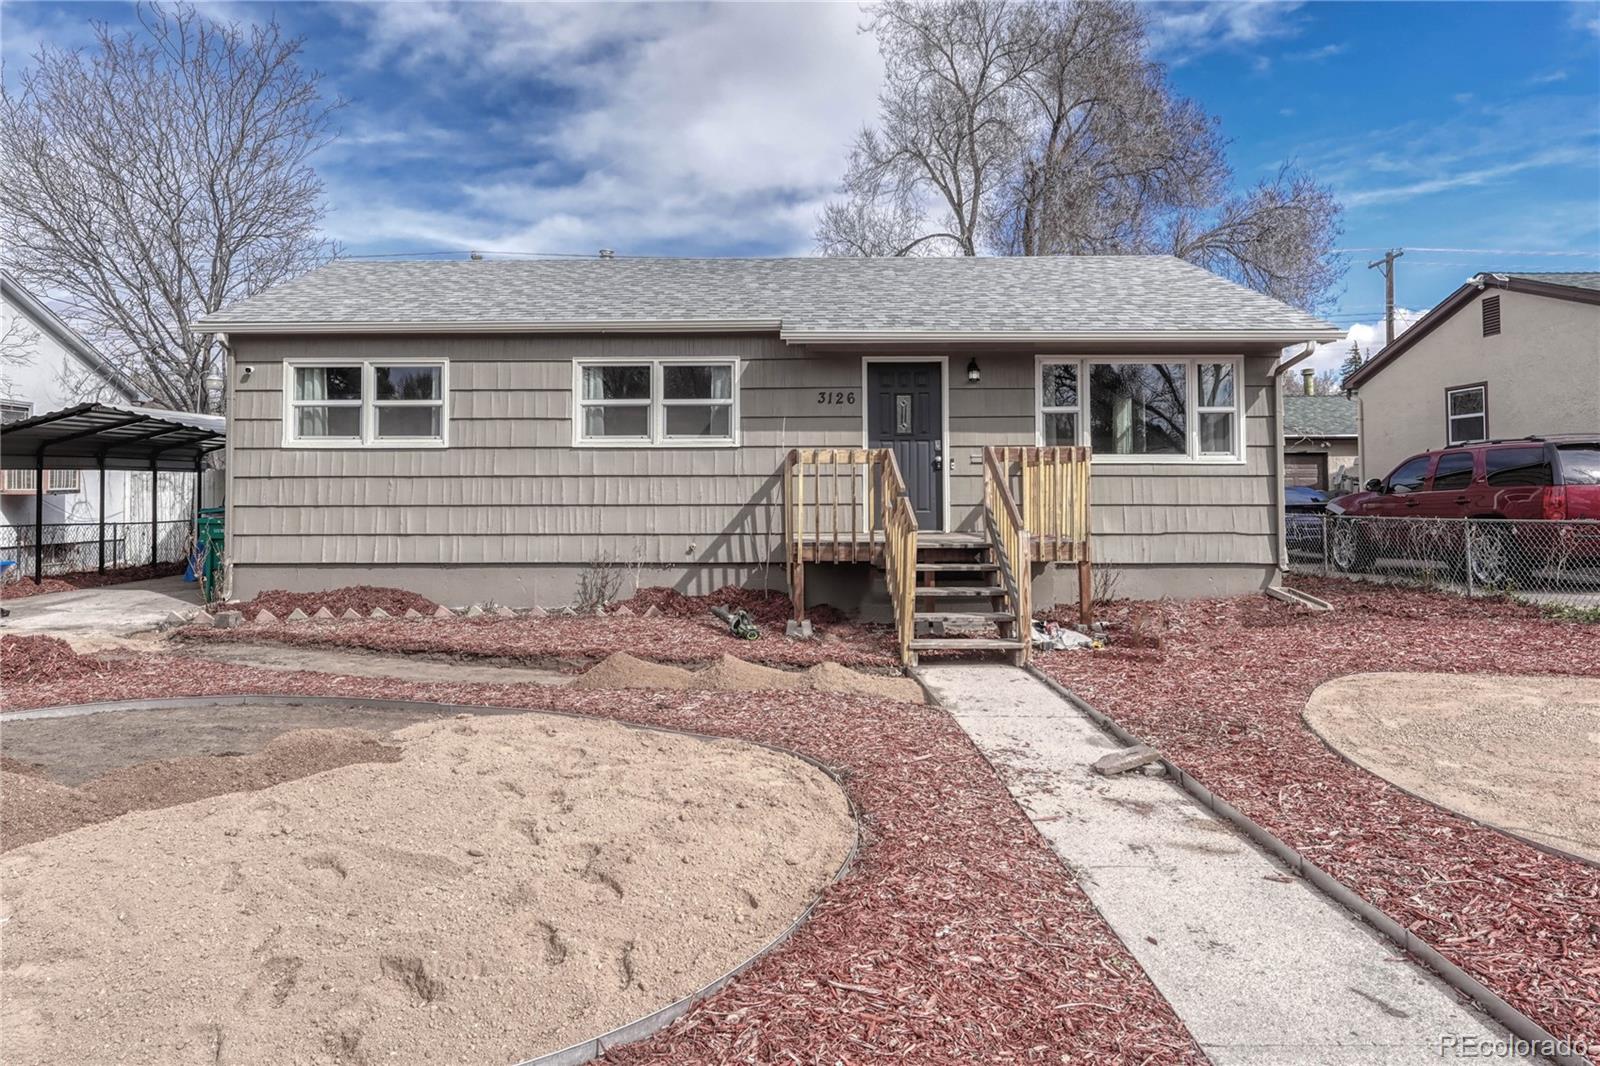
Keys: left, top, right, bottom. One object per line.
{"left": 575, "top": 358, "right": 738, "bottom": 446}
{"left": 286, "top": 359, "right": 448, "bottom": 447}
{"left": 1036, "top": 357, "right": 1243, "bottom": 462}
{"left": 1445, "top": 384, "right": 1487, "bottom": 445}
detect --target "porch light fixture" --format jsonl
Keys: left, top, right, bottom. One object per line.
{"left": 966, "top": 358, "right": 981, "bottom": 383}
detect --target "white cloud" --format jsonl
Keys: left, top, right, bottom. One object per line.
{"left": 323, "top": 2, "right": 882, "bottom": 255}
{"left": 1304, "top": 308, "right": 1425, "bottom": 380}
{"left": 1146, "top": 1, "right": 1305, "bottom": 64}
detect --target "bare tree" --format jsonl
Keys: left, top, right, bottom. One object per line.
{"left": 819, "top": 0, "right": 1344, "bottom": 311}
{"left": 1, "top": 315, "right": 39, "bottom": 402}
{"left": 1, "top": 3, "right": 339, "bottom": 413}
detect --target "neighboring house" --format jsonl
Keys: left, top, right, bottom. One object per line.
{"left": 1283, "top": 386, "right": 1360, "bottom": 493}
{"left": 202, "top": 256, "right": 1340, "bottom": 613}
{"left": 0, "top": 273, "right": 197, "bottom": 555}
{"left": 1345, "top": 272, "right": 1600, "bottom": 482}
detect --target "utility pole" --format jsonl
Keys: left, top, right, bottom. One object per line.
{"left": 1367, "top": 248, "right": 1404, "bottom": 346}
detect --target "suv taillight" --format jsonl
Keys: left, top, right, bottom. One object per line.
{"left": 1542, "top": 487, "right": 1567, "bottom": 520}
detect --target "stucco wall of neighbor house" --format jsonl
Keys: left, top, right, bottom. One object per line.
{"left": 227, "top": 334, "right": 1286, "bottom": 605}
{"left": 1358, "top": 288, "right": 1600, "bottom": 479}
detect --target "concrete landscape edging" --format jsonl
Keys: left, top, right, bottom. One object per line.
{"left": 6, "top": 693, "right": 863, "bottom": 1066}
{"left": 1011, "top": 664, "right": 1593, "bottom": 1066}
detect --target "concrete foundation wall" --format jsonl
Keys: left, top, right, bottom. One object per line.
{"left": 232, "top": 559, "right": 1276, "bottom": 612}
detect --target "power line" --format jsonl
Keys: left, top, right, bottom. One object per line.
{"left": 1333, "top": 245, "right": 1598, "bottom": 257}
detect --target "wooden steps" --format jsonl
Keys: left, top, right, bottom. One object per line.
{"left": 918, "top": 611, "right": 1015, "bottom": 623}
{"left": 915, "top": 562, "right": 999, "bottom": 572}
{"left": 914, "top": 586, "right": 1006, "bottom": 599}
{"left": 909, "top": 637, "right": 1027, "bottom": 652}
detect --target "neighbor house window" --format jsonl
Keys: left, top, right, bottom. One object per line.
{"left": 575, "top": 358, "right": 738, "bottom": 446}
{"left": 285, "top": 359, "right": 448, "bottom": 447}
{"left": 1445, "top": 384, "right": 1487, "bottom": 445}
{"left": 1, "top": 400, "right": 32, "bottom": 425}
{"left": 1036, "top": 357, "right": 1244, "bottom": 461}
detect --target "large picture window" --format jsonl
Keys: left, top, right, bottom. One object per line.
{"left": 285, "top": 359, "right": 447, "bottom": 447}
{"left": 575, "top": 358, "right": 738, "bottom": 446}
{"left": 1036, "top": 357, "right": 1243, "bottom": 462}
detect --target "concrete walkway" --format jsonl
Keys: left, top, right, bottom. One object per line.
{"left": 1, "top": 575, "right": 200, "bottom": 636}
{"left": 919, "top": 664, "right": 1527, "bottom": 1065}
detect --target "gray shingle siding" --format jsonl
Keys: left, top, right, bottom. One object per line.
{"left": 1283, "top": 395, "right": 1358, "bottom": 437}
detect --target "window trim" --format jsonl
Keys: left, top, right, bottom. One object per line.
{"left": 1444, "top": 381, "right": 1488, "bottom": 447}
{"left": 282, "top": 357, "right": 449, "bottom": 449}
{"left": 1033, "top": 354, "right": 1247, "bottom": 464}
{"left": 572, "top": 356, "right": 741, "bottom": 449}
{"left": 1, "top": 399, "right": 34, "bottom": 425}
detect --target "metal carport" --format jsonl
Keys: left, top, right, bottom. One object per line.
{"left": 1, "top": 403, "right": 225, "bottom": 584}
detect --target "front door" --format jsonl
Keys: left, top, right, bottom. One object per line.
{"left": 867, "top": 361, "right": 943, "bottom": 530}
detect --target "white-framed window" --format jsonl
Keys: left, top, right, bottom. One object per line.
{"left": 1445, "top": 384, "right": 1487, "bottom": 445}
{"left": 1034, "top": 356, "right": 1244, "bottom": 463}
{"left": 283, "top": 358, "right": 448, "bottom": 448}
{"left": 1, "top": 400, "right": 33, "bottom": 425}
{"left": 573, "top": 357, "right": 739, "bottom": 447}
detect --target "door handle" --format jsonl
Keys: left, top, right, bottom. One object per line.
{"left": 1454, "top": 497, "right": 1470, "bottom": 505}
{"left": 1404, "top": 498, "right": 1419, "bottom": 508}
{"left": 932, "top": 441, "right": 943, "bottom": 471}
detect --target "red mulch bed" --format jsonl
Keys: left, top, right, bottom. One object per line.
{"left": 1, "top": 635, "right": 111, "bottom": 685}
{"left": 2, "top": 645, "right": 1201, "bottom": 1063}
{"left": 1, "top": 562, "right": 185, "bottom": 600}
{"left": 223, "top": 584, "right": 441, "bottom": 617}
{"left": 625, "top": 584, "right": 847, "bottom": 626}
{"left": 178, "top": 614, "right": 898, "bottom": 669}
{"left": 1036, "top": 577, "right": 1600, "bottom": 1049}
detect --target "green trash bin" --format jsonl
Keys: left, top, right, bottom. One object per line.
{"left": 197, "top": 507, "right": 225, "bottom": 604}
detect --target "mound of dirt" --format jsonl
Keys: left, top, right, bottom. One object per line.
{"left": 567, "top": 651, "right": 697, "bottom": 690}
{"left": 696, "top": 654, "right": 807, "bottom": 691}
{"left": 228, "top": 585, "right": 439, "bottom": 618}
{"left": 0, "top": 756, "right": 46, "bottom": 778}
{"left": 572, "top": 652, "right": 923, "bottom": 703}
{"left": 805, "top": 661, "right": 924, "bottom": 703}
{"left": 2, "top": 728, "right": 400, "bottom": 853}
{"left": 0, "top": 635, "right": 108, "bottom": 685}
{"left": 0, "top": 772, "right": 116, "bottom": 852}
{"left": 1, "top": 712, "right": 854, "bottom": 1066}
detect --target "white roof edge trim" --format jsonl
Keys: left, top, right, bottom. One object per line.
{"left": 199, "top": 318, "right": 785, "bottom": 334}
{"left": 780, "top": 328, "right": 1346, "bottom": 344}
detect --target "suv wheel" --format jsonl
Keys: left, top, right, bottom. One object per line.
{"left": 1330, "top": 518, "right": 1376, "bottom": 573}
{"left": 1467, "top": 523, "right": 1515, "bottom": 588}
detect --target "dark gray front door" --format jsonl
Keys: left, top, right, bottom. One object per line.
{"left": 867, "top": 361, "right": 943, "bottom": 530}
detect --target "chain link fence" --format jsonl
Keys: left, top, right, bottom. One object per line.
{"left": 1287, "top": 514, "right": 1600, "bottom": 613}
{"left": 0, "top": 520, "right": 192, "bottom": 581}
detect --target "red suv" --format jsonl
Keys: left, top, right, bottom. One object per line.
{"left": 1325, "top": 435, "right": 1600, "bottom": 582}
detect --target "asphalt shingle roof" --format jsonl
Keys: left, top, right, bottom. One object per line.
{"left": 1283, "top": 394, "right": 1359, "bottom": 438}
{"left": 202, "top": 256, "right": 1340, "bottom": 338}
{"left": 1506, "top": 272, "right": 1600, "bottom": 292}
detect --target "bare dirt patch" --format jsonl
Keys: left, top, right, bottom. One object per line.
{"left": 1, "top": 702, "right": 446, "bottom": 787}
{"left": 570, "top": 652, "right": 923, "bottom": 703}
{"left": 164, "top": 640, "right": 574, "bottom": 686}
{"left": 1304, "top": 672, "right": 1600, "bottom": 863}
{"left": 1, "top": 712, "right": 854, "bottom": 1066}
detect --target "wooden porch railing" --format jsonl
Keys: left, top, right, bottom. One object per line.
{"left": 981, "top": 448, "right": 1032, "bottom": 665}
{"left": 984, "top": 446, "right": 1094, "bottom": 625}
{"left": 784, "top": 448, "right": 919, "bottom": 663}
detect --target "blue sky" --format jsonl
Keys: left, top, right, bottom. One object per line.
{"left": 3, "top": 1, "right": 1597, "bottom": 371}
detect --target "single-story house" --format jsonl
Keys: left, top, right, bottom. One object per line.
{"left": 1344, "top": 272, "right": 1600, "bottom": 482}
{"left": 201, "top": 255, "right": 1340, "bottom": 658}
{"left": 1283, "top": 390, "right": 1360, "bottom": 492}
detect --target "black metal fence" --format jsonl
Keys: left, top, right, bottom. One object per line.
{"left": 0, "top": 520, "right": 192, "bottom": 580}
{"left": 1287, "top": 514, "right": 1600, "bottom": 612}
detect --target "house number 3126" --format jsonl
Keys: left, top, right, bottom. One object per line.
{"left": 818, "top": 390, "right": 856, "bottom": 405}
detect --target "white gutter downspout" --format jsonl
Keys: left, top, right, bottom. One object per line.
{"left": 1270, "top": 345, "right": 1317, "bottom": 579}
